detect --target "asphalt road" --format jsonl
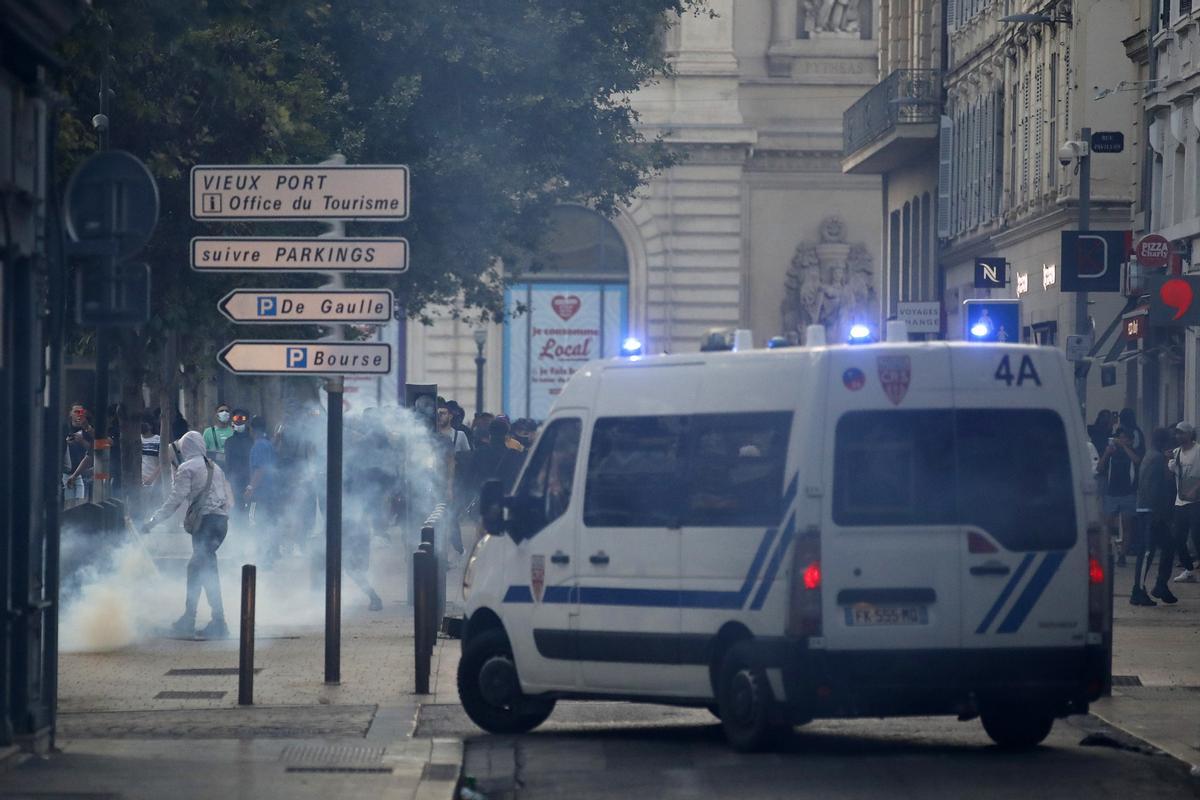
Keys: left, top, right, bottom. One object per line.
{"left": 418, "top": 702, "right": 1200, "bottom": 800}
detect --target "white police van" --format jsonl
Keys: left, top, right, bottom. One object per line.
{"left": 458, "top": 335, "right": 1109, "bottom": 751}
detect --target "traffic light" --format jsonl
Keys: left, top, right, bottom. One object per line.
{"left": 962, "top": 299, "right": 1019, "bottom": 343}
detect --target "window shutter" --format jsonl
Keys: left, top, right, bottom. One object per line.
{"left": 1034, "top": 59, "right": 1044, "bottom": 198}
{"left": 968, "top": 102, "right": 979, "bottom": 228}
{"left": 993, "top": 90, "right": 1005, "bottom": 218}
{"left": 938, "top": 115, "right": 953, "bottom": 238}
{"left": 1021, "top": 67, "right": 1030, "bottom": 204}
{"left": 947, "top": 0, "right": 958, "bottom": 31}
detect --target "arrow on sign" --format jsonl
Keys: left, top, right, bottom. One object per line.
{"left": 218, "top": 290, "right": 394, "bottom": 324}
{"left": 217, "top": 341, "right": 392, "bottom": 375}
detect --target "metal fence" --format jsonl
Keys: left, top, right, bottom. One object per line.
{"left": 843, "top": 69, "right": 942, "bottom": 157}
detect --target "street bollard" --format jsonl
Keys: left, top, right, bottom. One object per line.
{"left": 414, "top": 544, "right": 434, "bottom": 694}
{"left": 239, "top": 564, "right": 256, "bottom": 706}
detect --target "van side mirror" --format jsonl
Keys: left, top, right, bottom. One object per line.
{"left": 480, "top": 479, "right": 505, "bottom": 536}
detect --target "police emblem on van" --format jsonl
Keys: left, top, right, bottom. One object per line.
{"left": 877, "top": 356, "right": 911, "bottom": 405}
{"left": 531, "top": 555, "right": 545, "bottom": 603}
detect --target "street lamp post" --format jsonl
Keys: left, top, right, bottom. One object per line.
{"left": 473, "top": 327, "right": 488, "bottom": 415}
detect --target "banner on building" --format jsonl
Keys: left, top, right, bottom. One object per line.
{"left": 1061, "top": 231, "right": 1130, "bottom": 292}
{"left": 503, "top": 283, "right": 627, "bottom": 420}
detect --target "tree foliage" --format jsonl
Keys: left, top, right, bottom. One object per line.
{"left": 57, "top": 0, "right": 702, "bottom": 350}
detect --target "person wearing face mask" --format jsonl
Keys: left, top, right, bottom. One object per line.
{"left": 203, "top": 402, "right": 236, "bottom": 465}
{"left": 223, "top": 410, "right": 254, "bottom": 525}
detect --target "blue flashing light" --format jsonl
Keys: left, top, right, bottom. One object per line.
{"left": 848, "top": 324, "right": 872, "bottom": 342}
{"left": 970, "top": 322, "right": 990, "bottom": 338}
{"left": 620, "top": 337, "right": 643, "bottom": 356}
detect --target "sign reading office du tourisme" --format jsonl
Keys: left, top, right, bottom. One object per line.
{"left": 191, "top": 165, "right": 409, "bottom": 221}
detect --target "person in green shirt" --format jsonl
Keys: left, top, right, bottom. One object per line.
{"left": 202, "top": 401, "right": 236, "bottom": 465}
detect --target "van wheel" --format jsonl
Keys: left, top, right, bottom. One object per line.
{"left": 980, "top": 709, "right": 1053, "bottom": 750}
{"left": 717, "top": 642, "right": 788, "bottom": 752}
{"left": 458, "top": 628, "right": 555, "bottom": 734}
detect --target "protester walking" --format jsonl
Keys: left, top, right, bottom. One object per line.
{"left": 245, "top": 415, "right": 281, "bottom": 566}
{"left": 1136, "top": 428, "right": 1177, "bottom": 605}
{"left": 1098, "top": 427, "right": 1141, "bottom": 566}
{"left": 63, "top": 402, "right": 94, "bottom": 507}
{"left": 142, "top": 431, "right": 233, "bottom": 638}
{"left": 1169, "top": 422, "right": 1200, "bottom": 583}
{"left": 202, "top": 401, "right": 235, "bottom": 466}
{"left": 223, "top": 409, "right": 253, "bottom": 526}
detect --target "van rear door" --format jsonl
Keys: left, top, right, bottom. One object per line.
{"left": 951, "top": 346, "right": 1088, "bottom": 651}
{"left": 821, "top": 347, "right": 962, "bottom": 654}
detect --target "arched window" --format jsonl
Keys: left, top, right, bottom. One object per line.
{"left": 523, "top": 206, "right": 629, "bottom": 280}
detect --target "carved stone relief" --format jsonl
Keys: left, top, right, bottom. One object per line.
{"left": 780, "top": 215, "right": 876, "bottom": 341}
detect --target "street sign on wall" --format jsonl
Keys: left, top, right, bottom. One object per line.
{"left": 1061, "top": 231, "right": 1130, "bottom": 292}
{"left": 1147, "top": 275, "right": 1200, "bottom": 325}
{"left": 218, "top": 290, "right": 394, "bottom": 324}
{"left": 896, "top": 301, "right": 942, "bottom": 333}
{"left": 190, "top": 165, "right": 409, "bottom": 221}
{"left": 974, "top": 257, "right": 1007, "bottom": 289}
{"left": 192, "top": 237, "right": 408, "bottom": 272}
{"left": 217, "top": 341, "right": 392, "bottom": 374}
{"left": 1090, "top": 131, "right": 1125, "bottom": 154}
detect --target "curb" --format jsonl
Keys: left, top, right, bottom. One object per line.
{"left": 416, "top": 738, "right": 464, "bottom": 800}
{"left": 1088, "top": 708, "right": 1200, "bottom": 776}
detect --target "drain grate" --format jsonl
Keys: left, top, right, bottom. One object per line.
{"left": 284, "top": 766, "right": 393, "bottom": 774}
{"left": 154, "top": 690, "right": 226, "bottom": 700}
{"left": 1111, "top": 675, "right": 1143, "bottom": 687}
{"left": 280, "top": 743, "right": 385, "bottom": 766}
{"left": 421, "top": 763, "right": 459, "bottom": 781}
{"left": 165, "top": 668, "right": 262, "bottom": 676}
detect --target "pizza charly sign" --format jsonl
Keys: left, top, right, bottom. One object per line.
{"left": 504, "top": 283, "right": 627, "bottom": 419}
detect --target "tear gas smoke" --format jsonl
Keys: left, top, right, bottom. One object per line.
{"left": 59, "top": 404, "right": 454, "bottom": 654}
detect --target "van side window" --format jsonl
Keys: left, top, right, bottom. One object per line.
{"left": 833, "top": 409, "right": 1076, "bottom": 550}
{"left": 584, "top": 416, "right": 687, "bottom": 527}
{"left": 514, "top": 418, "right": 582, "bottom": 535}
{"left": 684, "top": 412, "right": 793, "bottom": 526}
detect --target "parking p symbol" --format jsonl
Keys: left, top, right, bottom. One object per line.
{"left": 258, "top": 296, "right": 278, "bottom": 316}
{"left": 286, "top": 347, "right": 308, "bottom": 369}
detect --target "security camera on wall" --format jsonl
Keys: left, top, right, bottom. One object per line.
{"left": 1058, "top": 141, "right": 1084, "bottom": 167}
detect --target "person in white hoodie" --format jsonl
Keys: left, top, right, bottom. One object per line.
{"left": 143, "top": 430, "right": 234, "bottom": 638}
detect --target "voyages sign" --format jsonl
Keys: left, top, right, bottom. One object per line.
{"left": 504, "top": 283, "right": 627, "bottom": 420}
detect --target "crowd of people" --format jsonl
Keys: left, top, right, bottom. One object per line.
{"left": 64, "top": 394, "right": 542, "bottom": 638}
{"left": 1087, "top": 408, "right": 1200, "bottom": 606}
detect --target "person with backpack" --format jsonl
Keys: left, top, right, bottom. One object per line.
{"left": 202, "top": 401, "right": 236, "bottom": 466}
{"left": 142, "top": 430, "right": 234, "bottom": 638}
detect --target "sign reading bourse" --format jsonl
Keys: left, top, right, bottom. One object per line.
{"left": 503, "top": 283, "right": 627, "bottom": 420}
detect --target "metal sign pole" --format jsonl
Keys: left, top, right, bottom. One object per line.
{"left": 324, "top": 374, "right": 343, "bottom": 685}
{"left": 1076, "top": 127, "right": 1091, "bottom": 418}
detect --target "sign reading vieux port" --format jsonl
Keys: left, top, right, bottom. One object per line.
{"left": 191, "top": 237, "right": 408, "bottom": 273}
{"left": 190, "top": 165, "right": 409, "bottom": 221}
{"left": 218, "top": 289, "right": 394, "bottom": 324}
{"left": 218, "top": 341, "right": 392, "bottom": 375}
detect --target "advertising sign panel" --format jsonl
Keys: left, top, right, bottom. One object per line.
{"left": 503, "top": 283, "right": 627, "bottom": 419}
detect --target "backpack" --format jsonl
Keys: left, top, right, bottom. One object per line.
{"left": 184, "top": 458, "right": 214, "bottom": 534}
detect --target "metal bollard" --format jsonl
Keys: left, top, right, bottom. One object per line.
{"left": 239, "top": 564, "right": 256, "bottom": 706}
{"left": 413, "top": 544, "right": 433, "bottom": 695}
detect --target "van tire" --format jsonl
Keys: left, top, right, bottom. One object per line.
{"left": 717, "top": 642, "right": 788, "bottom": 752}
{"left": 458, "top": 628, "right": 555, "bottom": 734}
{"left": 980, "top": 709, "right": 1054, "bottom": 750}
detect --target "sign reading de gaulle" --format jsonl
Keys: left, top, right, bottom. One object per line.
{"left": 218, "top": 341, "right": 392, "bottom": 375}
{"left": 218, "top": 290, "right": 394, "bottom": 324}
{"left": 191, "top": 165, "right": 409, "bottom": 221}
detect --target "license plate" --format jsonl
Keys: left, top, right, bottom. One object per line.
{"left": 844, "top": 604, "right": 928, "bottom": 626}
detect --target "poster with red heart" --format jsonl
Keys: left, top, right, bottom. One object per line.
{"left": 504, "top": 283, "right": 628, "bottom": 419}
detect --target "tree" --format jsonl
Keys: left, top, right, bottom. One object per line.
{"left": 56, "top": 0, "right": 703, "bottom": 491}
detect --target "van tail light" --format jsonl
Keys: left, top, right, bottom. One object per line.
{"left": 788, "top": 527, "right": 823, "bottom": 638}
{"left": 1087, "top": 523, "right": 1108, "bottom": 635}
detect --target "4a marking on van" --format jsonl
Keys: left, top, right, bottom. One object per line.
{"left": 994, "top": 354, "right": 1041, "bottom": 387}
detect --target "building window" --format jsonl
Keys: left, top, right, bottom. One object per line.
{"left": 1048, "top": 54, "right": 1058, "bottom": 189}
{"left": 889, "top": 210, "right": 901, "bottom": 316}
{"left": 1031, "top": 321, "right": 1057, "bottom": 346}
{"left": 1175, "top": 145, "right": 1187, "bottom": 224}
{"left": 920, "top": 193, "right": 932, "bottom": 297}
{"left": 902, "top": 201, "right": 912, "bottom": 302}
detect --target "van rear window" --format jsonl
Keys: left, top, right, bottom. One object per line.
{"left": 833, "top": 409, "right": 1076, "bottom": 550}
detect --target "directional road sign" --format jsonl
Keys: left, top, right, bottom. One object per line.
{"left": 219, "top": 290, "right": 394, "bottom": 324}
{"left": 192, "top": 237, "right": 408, "bottom": 273}
{"left": 218, "top": 341, "right": 392, "bottom": 375}
{"left": 191, "top": 165, "right": 409, "bottom": 221}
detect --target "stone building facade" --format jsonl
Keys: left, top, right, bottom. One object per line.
{"left": 405, "top": 0, "right": 884, "bottom": 416}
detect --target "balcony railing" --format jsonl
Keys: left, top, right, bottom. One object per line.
{"left": 843, "top": 69, "right": 942, "bottom": 157}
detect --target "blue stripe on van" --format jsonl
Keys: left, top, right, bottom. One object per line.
{"left": 974, "top": 553, "right": 1036, "bottom": 634}
{"left": 995, "top": 551, "right": 1067, "bottom": 634}
{"left": 501, "top": 473, "right": 800, "bottom": 610}
{"left": 749, "top": 513, "right": 796, "bottom": 610}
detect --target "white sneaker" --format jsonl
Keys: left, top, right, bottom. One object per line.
{"left": 1173, "top": 569, "right": 1197, "bottom": 583}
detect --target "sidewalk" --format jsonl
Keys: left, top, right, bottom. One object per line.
{"left": 1093, "top": 559, "right": 1200, "bottom": 772}
{"left": 1, "top": 531, "right": 469, "bottom": 800}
